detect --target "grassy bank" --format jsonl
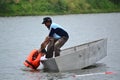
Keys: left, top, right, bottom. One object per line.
{"left": 0, "top": 0, "right": 120, "bottom": 16}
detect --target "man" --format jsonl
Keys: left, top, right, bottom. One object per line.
{"left": 40, "top": 17, "right": 69, "bottom": 58}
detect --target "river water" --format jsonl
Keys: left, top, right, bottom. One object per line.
{"left": 0, "top": 13, "right": 120, "bottom": 80}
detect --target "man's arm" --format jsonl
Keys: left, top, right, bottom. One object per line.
{"left": 41, "top": 36, "right": 50, "bottom": 48}
{"left": 38, "top": 36, "right": 50, "bottom": 53}
{"left": 38, "top": 27, "right": 55, "bottom": 53}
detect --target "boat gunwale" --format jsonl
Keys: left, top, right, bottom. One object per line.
{"left": 61, "top": 38, "right": 106, "bottom": 52}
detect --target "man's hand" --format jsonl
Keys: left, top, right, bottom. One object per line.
{"left": 38, "top": 43, "right": 46, "bottom": 53}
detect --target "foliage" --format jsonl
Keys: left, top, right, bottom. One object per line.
{"left": 0, "top": 0, "right": 120, "bottom": 16}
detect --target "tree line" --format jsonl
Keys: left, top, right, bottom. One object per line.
{"left": 0, "top": 0, "right": 119, "bottom": 16}
{"left": 0, "top": 0, "right": 120, "bottom": 4}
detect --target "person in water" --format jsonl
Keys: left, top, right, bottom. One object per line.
{"left": 24, "top": 49, "right": 47, "bottom": 69}
{"left": 40, "top": 17, "right": 69, "bottom": 58}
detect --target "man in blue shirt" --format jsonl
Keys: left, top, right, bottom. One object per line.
{"left": 40, "top": 17, "right": 69, "bottom": 58}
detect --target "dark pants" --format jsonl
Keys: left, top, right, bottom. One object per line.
{"left": 46, "top": 37, "right": 68, "bottom": 58}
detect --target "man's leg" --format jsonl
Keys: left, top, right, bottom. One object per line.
{"left": 54, "top": 37, "right": 68, "bottom": 57}
{"left": 46, "top": 38, "right": 55, "bottom": 58}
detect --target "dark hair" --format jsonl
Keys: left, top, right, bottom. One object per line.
{"left": 42, "top": 17, "right": 52, "bottom": 24}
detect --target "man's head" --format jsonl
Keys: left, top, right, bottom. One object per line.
{"left": 42, "top": 17, "right": 52, "bottom": 29}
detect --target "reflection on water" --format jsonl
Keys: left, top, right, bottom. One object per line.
{"left": 70, "top": 63, "right": 107, "bottom": 75}
{"left": 20, "top": 63, "right": 107, "bottom": 80}
{"left": 21, "top": 68, "right": 74, "bottom": 80}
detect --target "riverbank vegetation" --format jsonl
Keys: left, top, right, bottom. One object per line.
{"left": 0, "top": 0, "right": 120, "bottom": 16}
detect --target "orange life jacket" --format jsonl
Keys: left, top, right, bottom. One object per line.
{"left": 24, "top": 49, "right": 42, "bottom": 69}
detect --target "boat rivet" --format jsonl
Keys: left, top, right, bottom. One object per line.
{"left": 79, "top": 54, "right": 82, "bottom": 58}
{"left": 74, "top": 47, "right": 76, "bottom": 51}
{"left": 98, "top": 47, "right": 100, "bottom": 50}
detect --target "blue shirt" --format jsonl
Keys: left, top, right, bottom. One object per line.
{"left": 49, "top": 23, "right": 69, "bottom": 39}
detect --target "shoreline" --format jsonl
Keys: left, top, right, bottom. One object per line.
{"left": 0, "top": 12, "right": 119, "bottom": 18}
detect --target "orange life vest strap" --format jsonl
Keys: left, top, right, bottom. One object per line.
{"left": 25, "top": 60, "right": 36, "bottom": 69}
